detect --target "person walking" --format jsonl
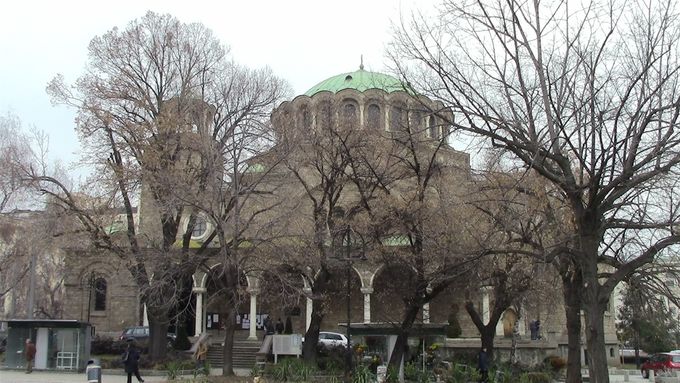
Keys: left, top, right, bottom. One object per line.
{"left": 24, "top": 339, "right": 36, "bottom": 374}
{"left": 122, "top": 340, "right": 144, "bottom": 383}
{"left": 194, "top": 338, "right": 209, "bottom": 371}
{"left": 275, "top": 318, "right": 284, "bottom": 334}
{"left": 477, "top": 347, "right": 489, "bottom": 383}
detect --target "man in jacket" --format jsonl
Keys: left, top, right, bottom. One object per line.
{"left": 24, "top": 339, "right": 36, "bottom": 374}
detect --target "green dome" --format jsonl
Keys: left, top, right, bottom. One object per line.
{"left": 305, "top": 69, "right": 405, "bottom": 96}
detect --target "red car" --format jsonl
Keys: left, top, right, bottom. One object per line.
{"left": 641, "top": 353, "right": 680, "bottom": 378}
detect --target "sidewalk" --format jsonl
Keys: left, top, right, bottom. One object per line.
{"left": 0, "top": 369, "right": 167, "bottom": 383}
{"left": 0, "top": 369, "right": 649, "bottom": 383}
{"left": 0, "top": 368, "right": 249, "bottom": 383}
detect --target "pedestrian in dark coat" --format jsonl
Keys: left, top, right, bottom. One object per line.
{"left": 477, "top": 347, "right": 489, "bottom": 383}
{"left": 122, "top": 341, "right": 144, "bottom": 383}
{"left": 275, "top": 318, "right": 284, "bottom": 334}
{"left": 24, "top": 339, "right": 36, "bottom": 374}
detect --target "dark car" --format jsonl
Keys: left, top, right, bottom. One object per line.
{"left": 119, "top": 326, "right": 176, "bottom": 348}
{"left": 641, "top": 353, "right": 680, "bottom": 378}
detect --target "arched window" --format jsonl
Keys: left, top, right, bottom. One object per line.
{"left": 366, "top": 104, "right": 381, "bottom": 130}
{"left": 298, "top": 106, "right": 312, "bottom": 130}
{"left": 428, "top": 116, "right": 439, "bottom": 139}
{"left": 390, "top": 103, "right": 407, "bottom": 132}
{"left": 341, "top": 100, "right": 358, "bottom": 129}
{"left": 302, "top": 110, "right": 312, "bottom": 130}
{"left": 317, "top": 101, "right": 333, "bottom": 130}
{"left": 93, "top": 278, "right": 107, "bottom": 311}
{"left": 192, "top": 217, "right": 207, "bottom": 238}
{"left": 411, "top": 110, "right": 423, "bottom": 134}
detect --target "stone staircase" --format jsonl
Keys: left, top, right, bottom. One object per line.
{"left": 207, "top": 339, "right": 261, "bottom": 369}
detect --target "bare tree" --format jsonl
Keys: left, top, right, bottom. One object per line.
{"left": 269, "top": 99, "right": 382, "bottom": 365}
{"left": 391, "top": 1, "right": 680, "bottom": 381}
{"left": 35, "top": 11, "right": 288, "bottom": 362}
{"left": 352, "top": 105, "right": 487, "bottom": 369}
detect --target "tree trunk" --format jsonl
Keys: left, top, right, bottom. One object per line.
{"left": 148, "top": 312, "right": 170, "bottom": 360}
{"left": 561, "top": 268, "right": 584, "bottom": 383}
{"left": 387, "top": 304, "right": 420, "bottom": 369}
{"left": 222, "top": 306, "right": 237, "bottom": 376}
{"left": 583, "top": 301, "right": 609, "bottom": 383}
{"left": 302, "top": 298, "right": 325, "bottom": 365}
{"left": 480, "top": 326, "right": 496, "bottom": 361}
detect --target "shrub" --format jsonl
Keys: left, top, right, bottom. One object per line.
{"left": 404, "top": 361, "right": 419, "bottom": 381}
{"left": 91, "top": 335, "right": 127, "bottom": 355}
{"left": 522, "top": 372, "right": 552, "bottom": 383}
{"left": 166, "top": 360, "right": 182, "bottom": 380}
{"left": 318, "top": 355, "right": 344, "bottom": 372}
{"left": 272, "top": 357, "right": 316, "bottom": 382}
{"left": 173, "top": 325, "right": 192, "bottom": 351}
{"left": 544, "top": 355, "right": 566, "bottom": 372}
{"left": 386, "top": 366, "right": 399, "bottom": 383}
{"left": 352, "top": 364, "right": 375, "bottom": 383}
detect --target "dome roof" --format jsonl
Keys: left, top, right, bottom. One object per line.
{"left": 304, "top": 68, "right": 406, "bottom": 96}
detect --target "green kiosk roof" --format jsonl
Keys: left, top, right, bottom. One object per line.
{"left": 305, "top": 69, "right": 406, "bottom": 96}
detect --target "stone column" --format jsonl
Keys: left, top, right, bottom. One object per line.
{"left": 361, "top": 287, "right": 373, "bottom": 323}
{"left": 423, "top": 303, "right": 431, "bottom": 324}
{"left": 423, "top": 286, "right": 433, "bottom": 324}
{"left": 481, "top": 287, "right": 491, "bottom": 323}
{"left": 143, "top": 304, "right": 149, "bottom": 326}
{"left": 304, "top": 288, "right": 313, "bottom": 331}
{"left": 193, "top": 287, "right": 206, "bottom": 336}
{"left": 247, "top": 288, "right": 260, "bottom": 340}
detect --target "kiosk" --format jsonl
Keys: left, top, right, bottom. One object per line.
{"left": 4, "top": 319, "right": 92, "bottom": 371}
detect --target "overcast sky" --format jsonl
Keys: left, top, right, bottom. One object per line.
{"left": 0, "top": 0, "right": 435, "bottom": 172}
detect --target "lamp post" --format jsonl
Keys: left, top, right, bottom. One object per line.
{"left": 344, "top": 228, "right": 352, "bottom": 380}
{"left": 335, "top": 225, "right": 365, "bottom": 381}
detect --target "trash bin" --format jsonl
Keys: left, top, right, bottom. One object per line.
{"left": 86, "top": 359, "right": 101, "bottom": 383}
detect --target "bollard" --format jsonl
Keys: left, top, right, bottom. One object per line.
{"left": 650, "top": 369, "right": 655, "bottom": 383}
{"left": 86, "top": 359, "right": 102, "bottom": 383}
{"left": 623, "top": 370, "right": 629, "bottom": 382}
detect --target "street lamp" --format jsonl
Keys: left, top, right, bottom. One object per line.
{"left": 334, "top": 224, "right": 366, "bottom": 381}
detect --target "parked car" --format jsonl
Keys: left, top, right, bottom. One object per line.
{"left": 301, "top": 331, "right": 349, "bottom": 349}
{"left": 641, "top": 353, "right": 680, "bottom": 378}
{"left": 119, "top": 326, "right": 176, "bottom": 348}
{"left": 318, "top": 331, "right": 349, "bottom": 349}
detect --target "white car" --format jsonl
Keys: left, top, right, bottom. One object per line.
{"left": 303, "top": 331, "right": 349, "bottom": 349}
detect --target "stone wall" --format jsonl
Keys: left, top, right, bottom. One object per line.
{"left": 62, "top": 250, "right": 140, "bottom": 335}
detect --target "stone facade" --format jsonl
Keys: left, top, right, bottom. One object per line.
{"left": 61, "top": 68, "right": 620, "bottom": 366}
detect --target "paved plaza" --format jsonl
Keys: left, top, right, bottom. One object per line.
{"left": 0, "top": 368, "right": 652, "bottom": 383}
{"left": 0, "top": 368, "right": 249, "bottom": 383}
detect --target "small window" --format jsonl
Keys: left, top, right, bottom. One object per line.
{"left": 192, "top": 217, "right": 207, "bottom": 238}
{"left": 610, "top": 348, "right": 614, "bottom": 357}
{"left": 341, "top": 101, "right": 358, "bottom": 129}
{"left": 93, "top": 278, "right": 107, "bottom": 311}
{"left": 134, "top": 328, "right": 146, "bottom": 336}
{"left": 428, "top": 116, "right": 439, "bottom": 139}
{"left": 318, "top": 101, "right": 333, "bottom": 130}
{"left": 673, "top": 355, "right": 680, "bottom": 363}
{"left": 302, "top": 110, "right": 312, "bottom": 129}
{"left": 390, "top": 103, "right": 407, "bottom": 132}
{"left": 367, "top": 104, "right": 381, "bottom": 130}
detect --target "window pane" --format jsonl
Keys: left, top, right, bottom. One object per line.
{"left": 367, "top": 104, "right": 381, "bottom": 130}
{"left": 192, "top": 218, "right": 207, "bottom": 237}
{"left": 94, "top": 278, "right": 107, "bottom": 311}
